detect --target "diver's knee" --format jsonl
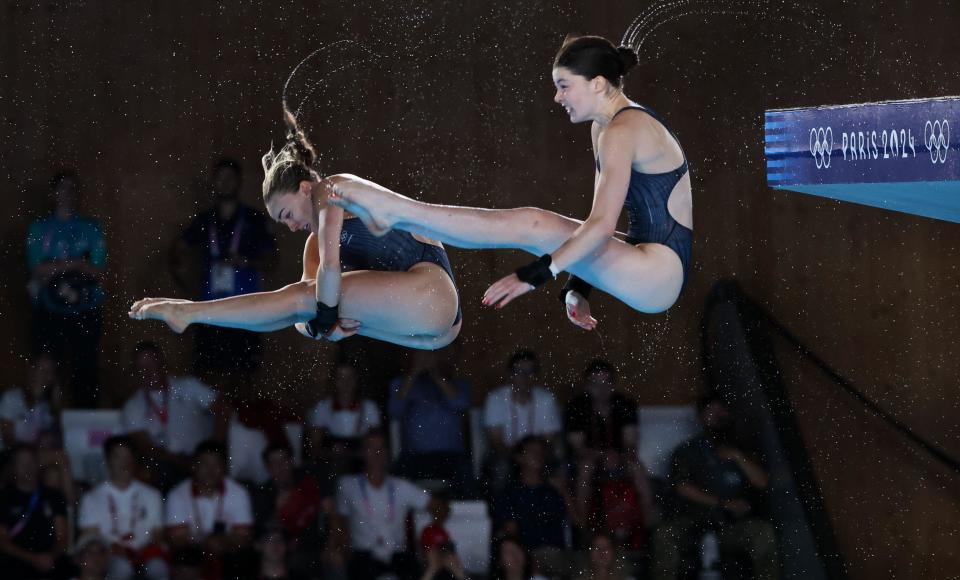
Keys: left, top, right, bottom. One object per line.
{"left": 281, "top": 280, "right": 317, "bottom": 317}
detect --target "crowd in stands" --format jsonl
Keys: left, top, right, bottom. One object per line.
{"left": 2, "top": 165, "right": 779, "bottom": 579}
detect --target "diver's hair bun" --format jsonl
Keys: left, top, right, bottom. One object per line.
{"left": 282, "top": 107, "right": 317, "bottom": 168}
{"left": 616, "top": 45, "right": 639, "bottom": 75}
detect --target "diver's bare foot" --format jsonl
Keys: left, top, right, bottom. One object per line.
{"left": 324, "top": 174, "right": 407, "bottom": 237}
{"left": 129, "top": 297, "right": 190, "bottom": 314}
{"left": 129, "top": 299, "right": 192, "bottom": 334}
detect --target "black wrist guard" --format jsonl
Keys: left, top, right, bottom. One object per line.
{"left": 515, "top": 254, "right": 554, "bottom": 289}
{"left": 559, "top": 275, "right": 594, "bottom": 303}
{"left": 305, "top": 301, "right": 339, "bottom": 338}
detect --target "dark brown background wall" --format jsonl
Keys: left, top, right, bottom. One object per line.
{"left": 2, "top": 1, "right": 959, "bottom": 575}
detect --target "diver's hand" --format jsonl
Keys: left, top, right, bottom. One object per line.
{"left": 564, "top": 290, "right": 598, "bottom": 331}
{"left": 482, "top": 273, "right": 533, "bottom": 309}
{"left": 323, "top": 319, "right": 361, "bottom": 342}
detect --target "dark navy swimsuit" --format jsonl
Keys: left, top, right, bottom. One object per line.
{"left": 339, "top": 217, "right": 461, "bottom": 325}
{"left": 600, "top": 104, "right": 692, "bottom": 290}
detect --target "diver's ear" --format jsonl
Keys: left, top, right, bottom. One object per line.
{"left": 590, "top": 75, "right": 607, "bottom": 95}
{"left": 298, "top": 180, "right": 314, "bottom": 197}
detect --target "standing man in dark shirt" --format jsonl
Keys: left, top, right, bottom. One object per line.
{"left": 172, "top": 157, "right": 278, "bottom": 375}
{"left": 650, "top": 394, "right": 779, "bottom": 580}
{"left": 0, "top": 445, "right": 70, "bottom": 578}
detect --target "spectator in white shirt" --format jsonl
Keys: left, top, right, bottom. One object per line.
{"left": 482, "top": 350, "right": 561, "bottom": 495}
{"left": 0, "top": 351, "right": 74, "bottom": 504}
{"left": 120, "top": 341, "right": 229, "bottom": 491}
{"left": 165, "top": 440, "right": 254, "bottom": 577}
{"left": 0, "top": 351, "right": 62, "bottom": 447}
{"left": 78, "top": 435, "right": 167, "bottom": 580}
{"left": 308, "top": 361, "right": 381, "bottom": 476}
{"left": 331, "top": 430, "right": 434, "bottom": 580}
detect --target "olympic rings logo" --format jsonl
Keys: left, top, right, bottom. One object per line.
{"left": 809, "top": 127, "right": 833, "bottom": 169}
{"left": 924, "top": 120, "right": 950, "bottom": 164}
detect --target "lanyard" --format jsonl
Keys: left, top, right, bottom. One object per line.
{"left": 42, "top": 229, "right": 57, "bottom": 257}
{"left": 107, "top": 489, "right": 139, "bottom": 541}
{"left": 191, "top": 486, "right": 225, "bottom": 535}
{"left": 9, "top": 489, "right": 41, "bottom": 539}
{"left": 357, "top": 476, "right": 395, "bottom": 523}
{"left": 23, "top": 404, "right": 47, "bottom": 440}
{"left": 41, "top": 224, "right": 66, "bottom": 258}
{"left": 145, "top": 389, "right": 169, "bottom": 427}
{"left": 208, "top": 212, "right": 245, "bottom": 260}
{"left": 510, "top": 391, "right": 535, "bottom": 442}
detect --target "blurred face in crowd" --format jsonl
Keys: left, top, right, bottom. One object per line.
{"left": 212, "top": 166, "right": 241, "bottom": 201}
{"left": 430, "top": 498, "right": 450, "bottom": 523}
{"left": 107, "top": 444, "right": 136, "bottom": 484}
{"left": 333, "top": 364, "right": 359, "bottom": 404}
{"left": 517, "top": 438, "right": 546, "bottom": 473}
{"left": 29, "top": 352, "right": 58, "bottom": 402}
{"left": 499, "top": 539, "right": 527, "bottom": 575}
{"left": 259, "top": 530, "right": 287, "bottom": 565}
{"left": 194, "top": 451, "right": 226, "bottom": 490}
{"left": 265, "top": 448, "right": 294, "bottom": 487}
{"left": 134, "top": 349, "right": 167, "bottom": 391}
{"left": 509, "top": 359, "right": 538, "bottom": 392}
{"left": 700, "top": 399, "right": 733, "bottom": 436}
{"left": 585, "top": 368, "right": 615, "bottom": 402}
{"left": 363, "top": 434, "right": 389, "bottom": 477}
{"left": 13, "top": 447, "right": 40, "bottom": 489}
{"left": 411, "top": 349, "right": 440, "bottom": 375}
{"left": 589, "top": 534, "right": 615, "bottom": 571}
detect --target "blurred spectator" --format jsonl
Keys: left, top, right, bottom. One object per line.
{"left": 1, "top": 351, "right": 74, "bottom": 503}
{"left": 308, "top": 361, "right": 380, "bottom": 477}
{"left": 420, "top": 545, "right": 467, "bottom": 580}
{"left": 251, "top": 444, "right": 330, "bottom": 577}
{"left": 483, "top": 350, "right": 561, "bottom": 495}
{"left": 166, "top": 440, "right": 254, "bottom": 580}
{"left": 419, "top": 495, "right": 467, "bottom": 580}
{"left": 490, "top": 535, "right": 546, "bottom": 580}
{"left": 71, "top": 532, "right": 110, "bottom": 580}
{"left": 332, "top": 430, "right": 433, "bottom": 580}
{"left": 0, "top": 445, "right": 71, "bottom": 578}
{"left": 649, "top": 395, "right": 778, "bottom": 580}
{"left": 78, "top": 435, "right": 167, "bottom": 580}
{"left": 26, "top": 170, "right": 107, "bottom": 408}
{"left": 228, "top": 379, "right": 299, "bottom": 485}
{"left": 171, "top": 157, "right": 277, "bottom": 376}
{"left": 575, "top": 531, "right": 635, "bottom": 580}
{"left": 168, "top": 545, "right": 204, "bottom": 580}
{"left": 1, "top": 351, "right": 63, "bottom": 447}
{"left": 419, "top": 494, "right": 451, "bottom": 555}
{"left": 388, "top": 350, "right": 471, "bottom": 495}
{"left": 566, "top": 360, "right": 653, "bottom": 549}
{"left": 494, "top": 436, "right": 575, "bottom": 578}
{"left": 256, "top": 527, "right": 306, "bottom": 580}
{"left": 120, "top": 341, "right": 228, "bottom": 491}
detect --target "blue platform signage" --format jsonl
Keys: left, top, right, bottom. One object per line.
{"left": 765, "top": 97, "right": 960, "bottom": 223}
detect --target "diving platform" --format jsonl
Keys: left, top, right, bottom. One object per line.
{"left": 764, "top": 97, "right": 960, "bottom": 223}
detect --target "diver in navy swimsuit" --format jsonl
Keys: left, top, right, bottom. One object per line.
{"left": 328, "top": 35, "right": 692, "bottom": 331}
{"left": 563, "top": 103, "right": 692, "bottom": 299}
{"left": 130, "top": 108, "right": 462, "bottom": 350}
